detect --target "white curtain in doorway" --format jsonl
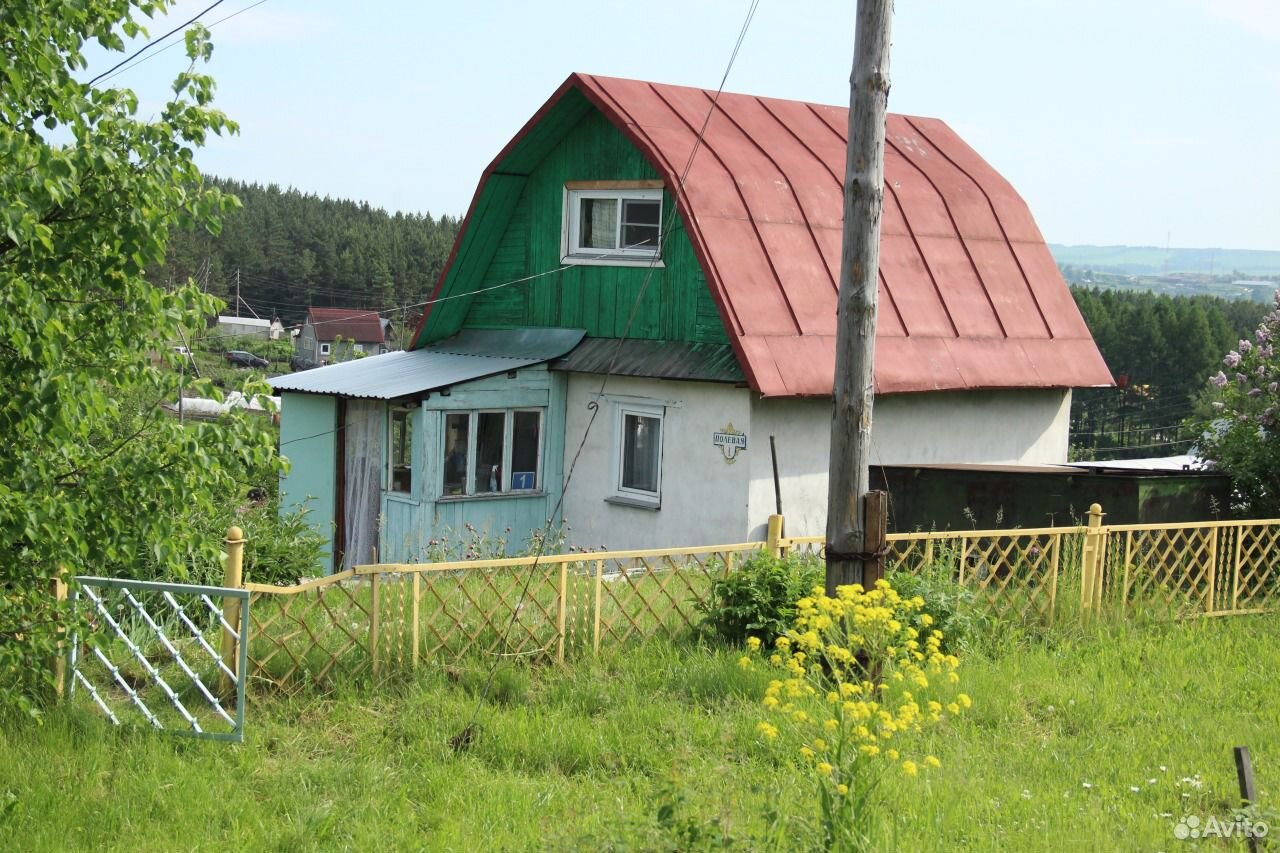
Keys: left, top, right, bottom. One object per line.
{"left": 343, "top": 399, "right": 384, "bottom": 570}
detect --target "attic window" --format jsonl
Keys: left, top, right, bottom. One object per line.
{"left": 562, "top": 185, "right": 664, "bottom": 266}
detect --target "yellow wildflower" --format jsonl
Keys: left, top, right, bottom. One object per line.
{"left": 756, "top": 722, "right": 779, "bottom": 739}
{"left": 924, "top": 755, "right": 941, "bottom": 769}
{"left": 957, "top": 693, "right": 972, "bottom": 709}
{"left": 816, "top": 762, "right": 833, "bottom": 776}
{"left": 746, "top": 636, "right": 762, "bottom": 650}
{"left": 823, "top": 718, "right": 839, "bottom": 732}
{"left": 738, "top": 656, "right": 753, "bottom": 670}
{"left": 837, "top": 784, "right": 849, "bottom": 796}
{"left": 902, "top": 760, "right": 918, "bottom": 776}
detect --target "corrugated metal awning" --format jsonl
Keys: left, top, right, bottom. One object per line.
{"left": 550, "top": 338, "right": 744, "bottom": 384}
{"left": 269, "top": 327, "right": 585, "bottom": 399}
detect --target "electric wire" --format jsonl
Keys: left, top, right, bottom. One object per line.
{"left": 87, "top": 0, "right": 230, "bottom": 87}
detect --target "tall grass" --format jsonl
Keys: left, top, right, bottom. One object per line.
{"left": 3, "top": 614, "right": 1277, "bottom": 852}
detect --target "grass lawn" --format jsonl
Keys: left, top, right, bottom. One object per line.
{"left": 2, "top": 614, "right": 1277, "bottom": 851}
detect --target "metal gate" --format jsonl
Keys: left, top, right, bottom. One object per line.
{"left": 67, "top": 576, "right": 250, "bottom": 743}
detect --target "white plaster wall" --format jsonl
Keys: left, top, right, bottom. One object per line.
{"left": 747, "top": 389, "right": 1072, "bottom": 539}
{"left": 561, "top": 375, "right": 754, "bottom": 550}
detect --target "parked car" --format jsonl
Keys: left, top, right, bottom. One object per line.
{"left": 172, "top": 345, "right": 191, "bottom": 356}
{"left": 225, "top": 350, "right": 269, "bottom": 368}
{"left": 290, "top": 355, "right": 319, "bottom": 372}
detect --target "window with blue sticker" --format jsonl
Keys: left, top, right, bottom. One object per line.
{"left": 439, "top": 408, "right": 543, "bottom": 498}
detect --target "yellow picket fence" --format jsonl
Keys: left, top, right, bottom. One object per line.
{"left": 238, "top": 505, "right": 1280, "bottom": 692}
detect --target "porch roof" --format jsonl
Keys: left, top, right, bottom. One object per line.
{"left": 269, "top": 327, "right": 585, "bottom": 399}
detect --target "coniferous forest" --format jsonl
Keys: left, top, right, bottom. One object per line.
{"left": 156, "top": 176, "right": 1269, "bottom": 459}
{"left": 154, "top": 176, "right": 460, "bottom": 325}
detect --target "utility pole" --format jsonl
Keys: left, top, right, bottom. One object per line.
{"left": 825, "top": 0, "right": 893, "bottom": 594}
{"left": 235, "top": 267, "right": 241, "bottom": 318}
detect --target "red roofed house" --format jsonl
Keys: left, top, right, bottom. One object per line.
{"left": 272, "top": 74, "right": 1113, "bottom": 570}
{"left": 296, "top": 306, "right": 387, "bottom": 365}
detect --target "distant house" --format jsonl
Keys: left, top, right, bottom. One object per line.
{"left": 217, "top": 315, "right": 284, "bottom": 341}
{"left": 295, "top": 307, "right": 387, "bottom": 364}
{"left": 271, "top": 73, "right": 1113, "bottom": 572}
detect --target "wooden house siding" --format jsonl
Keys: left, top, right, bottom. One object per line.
{"left": 422, "top": 106, "right": 728, "bottom": 347}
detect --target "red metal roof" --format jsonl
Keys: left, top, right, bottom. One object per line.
{"left": 423, "top": 73, "right": 1114, "bottom": 397}
{"left": 306, "top": 307, "right": 385, "bottom": 344}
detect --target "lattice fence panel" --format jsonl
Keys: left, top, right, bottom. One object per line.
{"left": 1119, "top": 527, "right": 1216, "bottom": 617}
{"left": 411, "top": 562, "right": 563, "bottom": 663}
{"left": 595, "top": 551, "right": 731, "bottom": 648}
{"left": 958, "top": 533, "right": 1064, "bottom": 623}
{"left": 1231, "top": 524, "right": 1280, "bottom": 611}
{"left": 246, "top": 574, "right": 372, "bottom": 693}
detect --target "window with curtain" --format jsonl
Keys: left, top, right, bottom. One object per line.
{"left": 563, "top": 186, "right": 662, "bottom": 264}
{"left": 615, "top": 404, "right": 663, "bottom": 502}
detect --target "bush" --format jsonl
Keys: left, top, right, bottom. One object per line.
{"left": 887, "top": 563, "right": 987, "bottom": 653}
{"left": 697, "top": 551, "right": 821, "bottom": 645}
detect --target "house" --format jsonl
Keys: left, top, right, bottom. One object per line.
{"left": 271, "top": 73, "right": 1113, "bottom": 572}
{"left": 216, "top": 315, "right": 284, "bottom": 341}
{"left": 295, "top": 307, "right": 387, "bottom": 365}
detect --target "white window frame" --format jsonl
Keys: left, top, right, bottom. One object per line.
{"left": 319, "top": 342, "right": 331, "bottom": 356}
{"left": 611, "top": 402, "right": 664, "bottom": 505}
{"left": 561, "top": 186, "right": 665, "bottom": 267}
{"left": 439, "top": 408, "right": 544, "bottom": 499}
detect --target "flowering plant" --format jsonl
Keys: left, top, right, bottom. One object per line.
{"left": 743, "top": 579, "right": 970, "bottom": 851}
{"left": 1201, "top": 291, "right": 1280, "bottom": 516}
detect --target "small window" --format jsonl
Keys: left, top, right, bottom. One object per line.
{"left": 389, "top": 407, "right": 414, "bottom": 493}
{"left": 563, "top": 187, "right": 663, "bottom": 264}
{"left": 440, "top": 409, "right": 544, "bottom": 498}
{"left": 352, "top": 343, "right": 364, "bottom": 353}
{"left": 442, "top": 412, "right": 470, "bottom": 496}
{"left": 616, "top": 404, "right": 663, "bottom": 502}
{"left": 320, "top": 342, "right": 331, "bottom": 356}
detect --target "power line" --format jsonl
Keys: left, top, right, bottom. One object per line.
{"left": 93, "top": 0, "right": 271, "bottom": 87}
{"left": 87, "top": 0, "right": 230, "bottom": 87}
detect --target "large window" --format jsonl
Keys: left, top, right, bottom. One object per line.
{"left": 562, "top": 186, "right": 663, "bottom": 264}
{"left": 614, "top": 403, "right": 663, "bottom": 504}
{"left": 440, "top": 409, "right": 543, "bottom": 498}
{"left": 389, "top": 406, "right": 414, "bottom": 493}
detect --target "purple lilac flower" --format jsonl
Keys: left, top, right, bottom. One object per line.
{"left": 1249, "top": 388, "right": 1263, "bottom": 397}
{"left": 1270, "top": 382, "right": 1278, "bottom": 394}
{"left": 1257, "top": 326, "right": 1272, "bottom": 344}
{"left": 1238, "top": 373, "right": 1249, "bottom": 385}
{"left": 1211, "top": 371, "right": 1229, "bottom": 388}
{"left": 1225, "top": 351, "right": 1242, "bottom": 368}
{"left": 1240, "top": 339, "right": 1253, "bottom": 353}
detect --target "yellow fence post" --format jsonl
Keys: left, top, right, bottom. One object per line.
{"left": 411, "top": 573, "right": 421, "bottom": 670}
{"left": 219, "top": 526, "right": 246, "bottom": 699}
{"left": 1232, "top": 524, "right": 1243, "bottom": 611}
{"left": 1048, "top": 534, "right": 1060, "bottom": 624}
{"left": 1080, "top": 504, "right": 1103, "bottom": 617}
{"left": 51, "top": 569, "right": 68, "bottom": 699}
{"left": 370, "top": 572, "right": 380, "bottom": 678}
{"left": 767, "top": 514, "right": 784, "bottom": 559}
{"left": 1206, "top": 528, "right": 1219, "bottom": 614}
{"left": 592, "top": 559, "right": 604, "bottom": 656}
{"left": 557, "top": 562, "right": 568, "bottom": 664}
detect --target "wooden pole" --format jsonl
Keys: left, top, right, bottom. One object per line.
{"left": 219, "top": 526, "right": 246, "bottom": 699}
{"left": 1234, "top": 746, "right": 1260, "bottom": 853}
{"left": 825, "top": 0, "right": 893, "bottom": 595}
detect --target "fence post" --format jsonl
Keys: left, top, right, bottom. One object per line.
{"left": 1080, "top": 504, "right": 1103, "bottom": 617}
{"left": 592, "top": 559, "right": 604, "bottom": 656}
{"left": 556, "top": 561, "right": 568, "bottom": 664}
{"left": 50, "top": 569, "right": 68, "bottom": 699}
{"left": 1206, "top": 528, "right": 1219, "bottom": 614}
{"left": 767, "top": 514, "right": 785, "bottom": 558}
{"left": 219, "top": 526, "right": 246, "bottom": 699}
{"left": 411, "top": 573, "right": 420, "bottom": 670}
{"left": 1231, "top": 524, "right": 1242, "bottom": 611}
{"left": 370, "top": 572, "right": 380, "bottom": 678}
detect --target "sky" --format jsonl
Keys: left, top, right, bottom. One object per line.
{"left": 84, "top": 0, "right": 1280, "bottom": 252}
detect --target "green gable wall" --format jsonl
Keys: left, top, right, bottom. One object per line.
{"left": 419, "top": 97, "right": 728, "bottom": 347}
{"left": 278, "top": 392, "right": 337, "bottom": 573}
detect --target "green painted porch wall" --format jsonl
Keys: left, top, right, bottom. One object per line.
{"left": 278, "top": 391, "right": 337, "bottom": 573}
{"left": 422, "top": 106, "right": 727, "bottom": 346}
{"left": 379, "top": 365, "right": 568, "bottom": 562}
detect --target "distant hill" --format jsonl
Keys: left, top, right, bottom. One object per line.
{"left": 1049, "top": 244, "right": 1280, "bottom": 278}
